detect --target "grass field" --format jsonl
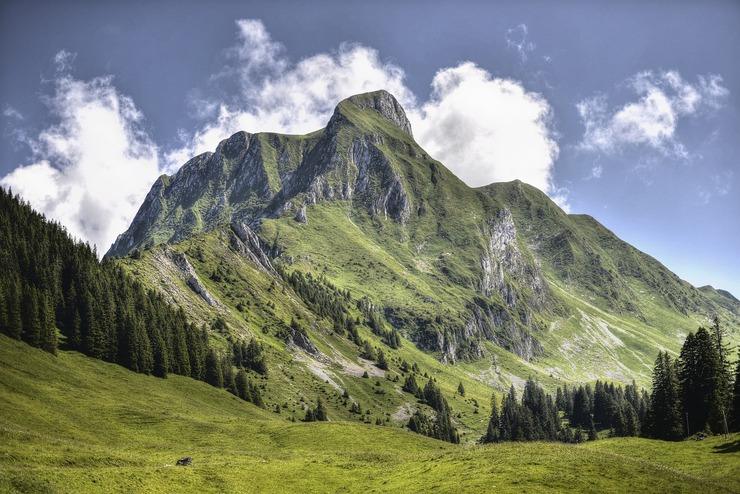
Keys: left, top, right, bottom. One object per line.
{"left": 1, "top": 335, "right": 738, "bottom": 493}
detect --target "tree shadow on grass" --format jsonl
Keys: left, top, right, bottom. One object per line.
{"left": 712, "top": 439, "right": 740, "bottom": 454}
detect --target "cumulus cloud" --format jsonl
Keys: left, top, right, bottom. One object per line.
{"left": 410, "top": 62, "right": 558, "bottom": 192}
{"left": 172, "top": 19, "right": 559, "bottom": 194}
{"left": 577, "top": 70, "right": 729, "bottom": 156}
{"left": 166, "top": 20, "right": 415, "bottom": 170}
{"left": 1, "top": 58, "right": 161, "bottom": 253}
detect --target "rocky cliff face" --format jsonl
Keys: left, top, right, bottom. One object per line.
{"left": 480, "top": 208, "right": 547, "bottom": 309}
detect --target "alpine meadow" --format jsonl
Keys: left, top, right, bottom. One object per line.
{"left": 1, "top": 2, "right": 739, "bottom": 493}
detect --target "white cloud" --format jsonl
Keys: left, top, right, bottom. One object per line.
{"left": 506, "top": 24, "right": 535, "bottom": 63}
{"left": 3, "top": 105, "right": 23, "bottom": 120}
{"left": 4, "top": 20, "right": 565, "bottom": 254}
{"left": 577, "top": 70, "right": 729, "bottom": 156}
{"left": 409, "top": 62, "right": 558, "bottom": 192}
{"left": 1, "top": 57, "right": 161, "bottom": 254}
{"left": 167, "top": 20, "right": 415, "bottom": 171}
{"left": 172, "top": 20, "right": 559, "bottom": 195}
{"left": 53, "top": 49, "right": 77, "bottom": 73}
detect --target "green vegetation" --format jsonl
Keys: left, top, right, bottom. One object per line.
{"left": 646, "top": 319, "right": 736, "bottom": 439}
{"left": 2, "top": 336, "right": 738, "bottom": 493}
{"left": 3, "top": 90, "right": 740, "bottom": 492}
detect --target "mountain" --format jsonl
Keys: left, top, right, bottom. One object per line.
{"left": 107, "top": 90, "right": 739, "bottom": 408}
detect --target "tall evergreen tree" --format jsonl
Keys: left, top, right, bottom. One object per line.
{"left": 205, "top": 349, "right": 224, "bottom": 388}
{"left": 679, "top": 328, "right": 727, "bottom": 434}
{"left": 647, "top": 352, "right": 683, "bottom": 440}
{"left": 482, "top": 394, "right": 501, "bottom": 443}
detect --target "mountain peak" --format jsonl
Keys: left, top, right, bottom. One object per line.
{"left": 335, "top": 90, "right": 414, "bottom": 137}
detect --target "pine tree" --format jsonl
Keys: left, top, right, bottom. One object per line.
{"left": 248, "top": 381, "right": 264, "bottom": 407}
{"left": 205, "top": 349, "right": 224, "bottom": 388}
{"left": 244, "top": 338, "right": 268, "bottom": 375}
{"left": 482, "top": 394, "right": 500, "bottom": 443}
{"left": 4, "top": 278, "right": 23, "bottom": 339}
{"left": 570, "top": 386, "right": 591, "bottom": 429}
{"left": 38, "top": 291, "right": 57, "bottom": 354}
{"left": 647, "top": 352, "right": 683, "bottom": 440}
{"left": 500, "top": 386, "right": 520, "bottom": 441}
{"left": 21, "top": 285, "right": 41, "bottom": 347}
{"left": 458, "top": 382, "right": 466, "bottom": 397}
{"left": 588, "top": 417, "right": 598, "bottom": 441}
{"left": 315, "top": 397, "right": 328, "bottom": 421}
{"left": 679, "top": 328, "right": 726, "bottom": 434}
{"left": 402, "top": 375, "right": 421, "bottom": 398}
{"left": 235, "top": 369, "right": 251, "bottom": 401}
{"left": 223, "top": 362, "right": 237, "bottom": 395}
{"left": 376, "top": 349, "right": 388, "bottom": 370}
{"left": 711, "top": 317, "right": 733, "bottom": 433}
{"left": 151, "top": 331, "right": 168, "bottom": 378}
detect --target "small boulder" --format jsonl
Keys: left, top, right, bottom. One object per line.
{"left": 295, "top": 204, "right": 308, "bottom": 224}
{"left": 176, "top": 456, "right": 192, "bottom": 466}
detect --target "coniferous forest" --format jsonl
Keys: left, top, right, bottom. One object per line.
{"left": 481, "top": 319, "right": 739, "bottom": 444}
{"left": 0, "top": 188, "right": 262, "bottom": 404}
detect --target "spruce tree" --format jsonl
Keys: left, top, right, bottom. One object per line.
{"left": 205, "top": 349, "right": 224, "bottom": 388}
{"left": 647, "top": 352, "right": 683, "bottom": 440}
{"left": 500, "top": 386, "right": 520, "bottom": 441}
{"left": 21, "top": 285, "right": 41, "bottom": 347}
{"left": 588, "top": 417, "right": 598, "bottom": 441}
{"left": 458, "top": 382, "right": 466, "bottom": 397}
{"left": 482, "top": 393, "right": 501, "bottom": 443}
{"left": 376, "top": 349, "right": 388, "bottom": 370}
{"left": 402, "top": 375, "right": 421, "bottom": 398}
{"left": 235, "top": 369, "right": 251, "bottom": 401}
{"left": 315, "top": 397, "right": 328, "bottom": 421}
{"left": 570, "top": 386, "right": 591, "bottom": 429}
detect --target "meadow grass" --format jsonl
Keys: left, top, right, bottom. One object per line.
{"left": 1, "top": 335, "right": 738, "bottom": 493}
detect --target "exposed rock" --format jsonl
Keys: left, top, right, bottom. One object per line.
{"left": 350, "top": 138, "right": 411, "bottom": 223}
{"left": 176, "top": 457, "right": 192, "bottom": 466}
{"left": 286, "top": 326, "right": 319, "bottom": 356}
{"left": 229, "top": 221, "right": 276, "bottom": 274}
{"left": 294, "top": 204, "right": 307, "bottom": 224}
{"left": 480, "top": 208, "right": 546, "bottom": 309}
{"left": 465, "top": 299, "right": 543, "bottom": 362}
{"left": 168, "top": 250, "right": 218, "bottom": 307}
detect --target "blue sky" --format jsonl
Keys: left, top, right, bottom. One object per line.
{"left": 1, "top": 0, "right": 738, "bottom": 295}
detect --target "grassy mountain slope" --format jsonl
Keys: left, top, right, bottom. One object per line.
{"left": 107, "top": 90, "right": 738, "bottom": 430}
{"left": 2, "top": 335, "right": 738, "bottom": 493}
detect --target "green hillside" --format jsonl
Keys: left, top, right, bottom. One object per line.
{"left": 101, "top": 90, "right": 739, "bottom": 442}
{"left": 1, "top": 335, "right": 738, "bottom": 493}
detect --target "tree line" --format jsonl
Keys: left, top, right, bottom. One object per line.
{"left": 481, "top": 318, "right": 739, "bottom": 444}
{"left": 0, "top": 188, "right": 261, "bottom": 406}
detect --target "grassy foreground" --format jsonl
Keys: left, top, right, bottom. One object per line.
{"left": 1, "top": 335, "right": 738, "bottom": 493}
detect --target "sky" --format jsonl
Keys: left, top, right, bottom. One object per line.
{"left": 1, "top": 0, "right": 738, "bottom": 295}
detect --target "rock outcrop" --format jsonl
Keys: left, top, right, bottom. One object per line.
{"left": 169, "top": 250, "right": 219, "bottom": 307}
{"left": 229, "top": 221, "right": 276, "bottom": 275}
